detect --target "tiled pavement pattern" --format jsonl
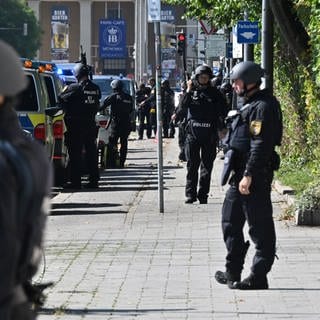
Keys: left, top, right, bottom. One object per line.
{"left": 38, "top": 135, "right": 320, "bottom": 319}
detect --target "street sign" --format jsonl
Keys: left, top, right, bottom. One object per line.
{"left": 226, "top": 42, "right": 233, "bottom": 59}
{"left": 148, "top": 0, "right": 161, "bottom": 22}
{"left": 237, "top": 20, "right": 259, "bottom": 44}
{"left": 206, "top": 34, "right": 226, "bottom": 58}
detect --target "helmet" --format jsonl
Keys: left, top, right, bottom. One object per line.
{"left": 110, "top": 79, "right": 122, "bottom": 90}
{"left": 230, "top": 61, "right": 264, "bottom": 85}
{"left": 220, "top": 81, "right": 232, "bottom": 93}
{"left": 73, "top": 63, "right": 89, "bottom": 79}
{"left": 194, "top": 65, "right": 213, "bottom": 79}
{"left": 161, "top": 79, "right": 170, "bottom": 87}
{"left": 0, "top": 40, "right": 27, "bottom": 96}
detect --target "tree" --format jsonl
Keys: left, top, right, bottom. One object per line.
{"left": 0, "top": 0, "right": 41, "bottom": 58}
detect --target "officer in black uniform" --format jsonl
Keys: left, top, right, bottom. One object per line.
{"left": 136, "top": 83, "right": 151, "bottom": 139}
{"left": 215, "top": 61, "right": 283, "bottom": 290}
{"left": 102, "top": 80, "right": 134, "bottom": 168}
{"left": 161, "top": 80, "right": 174, "bottom": 138}
{"left": 175, "top": 65, "right": 227, "bottom": 204}
{"left": 0, "top": 40, "right": 52, "bottom": 319}
{"left": 59, "top": 63, "right": 101, "bottom": 189}
{"left": 140, "top": 77, "right": 156, "bottom": 137}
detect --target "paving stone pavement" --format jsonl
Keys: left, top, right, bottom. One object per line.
{"left": 37, "top": 135, "right": 320, "bottom": 320}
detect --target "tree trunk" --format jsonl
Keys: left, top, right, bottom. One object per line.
{"left": 269, "top": 0, "right": 310, "bottom": 67}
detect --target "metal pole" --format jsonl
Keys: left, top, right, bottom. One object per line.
{"left": 261, "top": 0, "right": 274, "bottom": 93}
{"left": 244, "top": 10, "right": 254, "bottom": 61}
{"left": 154, "top": 21, "right": 164, "bottom": 213}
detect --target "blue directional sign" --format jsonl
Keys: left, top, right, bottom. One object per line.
{"left": 237, "top": 20, "right": 259, "bottom": 44}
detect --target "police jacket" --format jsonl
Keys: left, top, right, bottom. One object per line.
{"left": 161, "top": 87, "right": 174, "bottom": 115}
{"left": 103, "top": 90, "right": 133, "bottom": 131}
{"left": 0, "top": 101, "right": 52, "bottom": 318}
{"left": 176, "top": 84, "right": 227, "bottom": 137}
{"left": 59, "top": 79, "right": 101, "bottom": 127}
{"left": 142, "top": 86, "right": 156, "bottom": 109}
{"left": 231, "top": 89, "right": 282, "bottom": 178}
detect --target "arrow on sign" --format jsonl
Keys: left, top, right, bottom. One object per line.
{"left": 240, "top": 32, "right": 256, "bottom": 39}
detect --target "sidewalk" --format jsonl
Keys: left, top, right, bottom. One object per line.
{"left": 39, "top": 135, "right": 320, "bottom": 320}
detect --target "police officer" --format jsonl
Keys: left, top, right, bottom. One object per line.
{"left": 215, "top": 61, "right": 283, "bottom": 290}
{"left": 136, "top": 83, "right": 151, "bottom": 139}
{"left": 102, "top": 80, "right": 134, "bottom": 168}
{"left": 172, "top": 81, "right": 188, "bottom": 161}
{"left": 59, "top": 63, "right": 101, "bottom": 189}
{"left": 141, "top": 77, "right": 156, "bottom": 137}
{"left": 175, "top": 65, "right": 227, "bottom": 204}
{"left": 0, "top": 40, "right": 52, "bottom": 319}
{"left": 161, "top": 79, "right": 174, "bottom": 138}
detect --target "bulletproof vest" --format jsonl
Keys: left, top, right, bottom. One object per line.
{"left": 187, "top": 88, "right": 219, "bottom": 122}
{"left": 112, "top": 92, "right": 132, "bottom": 121}
{"left": 224, "top": 104, "right": 251, "bottom": 153}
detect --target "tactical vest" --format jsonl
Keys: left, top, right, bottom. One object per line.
{"left": 224, "top": 104, "right": 251, "bottom": 153}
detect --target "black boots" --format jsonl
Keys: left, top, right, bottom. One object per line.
{"left": 233, "top": 274, "right": 269, "bottom": 290}
{"left": 215, "top": 271, "right": 269, "bottom": 290}
{"left": 215, "top": 270, "right": 240, "bottom": 289}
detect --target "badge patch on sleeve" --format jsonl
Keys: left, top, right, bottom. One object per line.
{"left": 250, "top": 121, "right": 262, "bottom": 135}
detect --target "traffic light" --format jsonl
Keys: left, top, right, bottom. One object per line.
{"left": 177, "top": 32, "right": 186, "bottom": 56}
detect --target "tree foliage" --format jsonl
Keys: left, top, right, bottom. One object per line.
{"left": 167, "top": 0, "right": 261, "bottom": 27}
{"left": 0, "top": 0, "right": 41, "bottom": 58}
{"left": 166, "top": 0, "right": 320, "bottom": 191}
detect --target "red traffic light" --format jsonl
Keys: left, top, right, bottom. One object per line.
{"left": 177, "top": 33, "right": 185, "bottom": 42}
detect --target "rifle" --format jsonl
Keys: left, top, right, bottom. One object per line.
{"left": 78, "top": 45, "right": 93, "bottom": 80}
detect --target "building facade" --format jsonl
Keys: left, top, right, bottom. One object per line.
{"left": 27, "top": 0, "right": 186, "bottom": 83}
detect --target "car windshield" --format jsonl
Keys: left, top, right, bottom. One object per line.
{"left": 93, "top": 78, "right": 132, "bottom": 96}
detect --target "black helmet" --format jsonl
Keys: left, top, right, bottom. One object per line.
{"left": 0, "top": 40, "right": 27, "bottom": 96}
{"left": 230, "top": 61, "right": 264, "bottom": 85}
{"left": 73, "top": 63, "right": 89, "bottom": 79}
{"left": 110, "top": 79, "right": 122, "bottom": 90}
{"left": 161, "top": 79, "right": 170, "bottom": 87}
{"left": 195, "top": 65, "right": 213, "bottom": 79}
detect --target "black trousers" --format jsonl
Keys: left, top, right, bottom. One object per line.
{"left": 221, "top": 172, "right": 276, "bottom": 277}
{"left": 66, "top": 125, "right": 99, "bottom": 186}
{"left": 138, "top": 109, "right": 151, "bottom": 138}
{"left": 108, "top": 128, "right": 129, "bottom": 165}
{"left": 184, "top": 133, "right": 216, "bottom": 200}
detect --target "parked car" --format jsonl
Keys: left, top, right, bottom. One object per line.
{"left": 18, "top": 59, "right": 69, "bottom": 186}
{"left": 55, "top": 62, "right": 77, "bottom": 85}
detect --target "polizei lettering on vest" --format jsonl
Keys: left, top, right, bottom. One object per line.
{"left": 192, "top": 122, "right": 211, "bottom": 128}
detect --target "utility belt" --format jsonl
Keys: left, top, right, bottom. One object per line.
{"left": 187, "top": 119, "right": 214, "bottom": 141}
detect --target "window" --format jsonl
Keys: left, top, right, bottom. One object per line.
{"left": 16, "top": 75, "right": 39, "bottom": 112}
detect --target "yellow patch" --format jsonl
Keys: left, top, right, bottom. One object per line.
{"left": 250, "top": 120, "right": 262, "bottom": 135}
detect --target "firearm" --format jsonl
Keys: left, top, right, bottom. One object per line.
{"left": 78, "top": 45, "right": 93, "bottom": 80}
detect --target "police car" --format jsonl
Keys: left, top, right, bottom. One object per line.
{"left": 17, "top": 59, "right": 69, "bottom": 185}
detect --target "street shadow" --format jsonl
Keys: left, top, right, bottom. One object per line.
{"left": 127, "top": 148, "right": 155, "bottom": 153}
{"left": 269, "top": 287, "right": 320, "bottom": 291}
{"left": 50, "top": 209, "right": 127, "bottom": 216}
{"left": 39, "top": 307, "right": 194, "bottom": 316}
{"left": 51, "top": 203, "right": 122, "bottom": 209}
